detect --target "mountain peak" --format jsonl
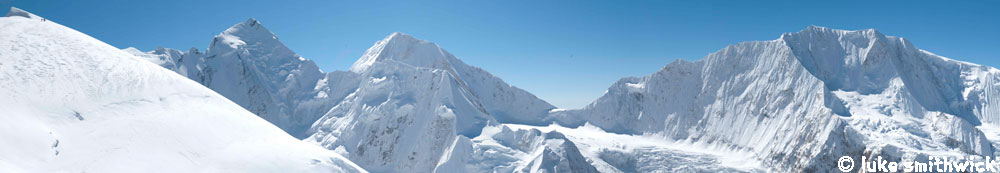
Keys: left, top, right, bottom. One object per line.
{"left": 350, "top": 32, "right": 457, "bottom": 72}
{"left": 220, "top": 18, "right": 274, "bottom": 37}
{"left": 5, "top": 7, "right": 41, "bottom": 19}
{"left": 242, "top": 18, "right": 260, "bottom": 26}
{"left": 384, "top": 32, "right": 422, "bottom": 43}
{"left": 210, "top": 18, "right": 280, "bottom": 50}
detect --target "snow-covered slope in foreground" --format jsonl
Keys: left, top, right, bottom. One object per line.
{"left": 0, "top": 8, "right": 364, "bottom": 172}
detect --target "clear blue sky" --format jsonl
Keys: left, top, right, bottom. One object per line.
{"left": 3, "top": 0, "right": 997, "bottom": 109}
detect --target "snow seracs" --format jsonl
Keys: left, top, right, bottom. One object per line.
{"left": 433, "top": 124, "right": 600, "bottom": 173}
{"left": 0, "top": 8, "right": 364, "bottom": 172}
{"left": 554, "top": 25, "right": 1000, "bottom": 171}
{"left": 127, "top": 18, "right": 346, "bottom": 139}
{"left": 306, "top": 33, "right": 564, "bottom": 172}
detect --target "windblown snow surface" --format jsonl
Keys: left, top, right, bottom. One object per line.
{"left": 0, "top": 7, "right": 365, "bottom": 172}
{"left": 123, "top": 10, "right": 1000, "bottom": 173}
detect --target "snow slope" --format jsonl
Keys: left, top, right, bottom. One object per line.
{"left": 0, "top": 7, "right": 364, "bottom": 172}
{"left": 553, "top": 26, "right": 1000, "bottom": 172}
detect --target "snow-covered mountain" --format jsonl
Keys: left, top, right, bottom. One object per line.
{"left": 553, "top": 26, "right": 1000, "bottom": 172}
{"left": 122, "top": 12, "right": 1000, "bottom": 172}
{"left": 306, "top": 33, "right": 566, "bottom": 172}
{"left": 125, "top": 18, "right": 346, "bottom": 139}
{"left": 128, "top": 25, "right": 558, "bottom": 141}
{"left": 0, "top": 7, "right": 364, "bottom": 172}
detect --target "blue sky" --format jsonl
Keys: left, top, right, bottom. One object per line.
{"left": 3, "top": 0, "right": 997, "bottom": 109}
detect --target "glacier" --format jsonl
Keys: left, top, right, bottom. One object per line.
{"left": 0, "top": 7, "right": 365, "bottom": 172}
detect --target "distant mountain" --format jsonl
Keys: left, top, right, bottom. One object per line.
{"left": 126, "top": 18, "right": 345, "bottom": 139}
{"left": 553, "top": 26, "right": 1000, "bottom": 171}
{"left": 0, "top": 7, "right": 363, "bottom": 172}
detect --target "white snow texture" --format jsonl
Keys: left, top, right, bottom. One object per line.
{"left": 0, "top": 7, "right": 364, "bottom": 172}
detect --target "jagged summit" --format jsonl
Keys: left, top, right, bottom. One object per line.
{"left": 779, "top": 26, "right": 901, "bottom": 92}
{"left": 781, "top": 26, "right": 892, "bottom": 53}
{"left": 797, "top": 25, "right": 881, "bottom": 35}
{"left": 5, "top": 7, "right": 40, "bottom": 19}
{"left": 801, "top": 25, "right": 884, "bottom": 38}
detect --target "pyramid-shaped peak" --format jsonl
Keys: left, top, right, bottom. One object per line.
{"left": 220, "top": 18, "right": 275, "bottom": 37}
{"left": 210, "top": 18, "right": 282, "bottom": 50}
{"left": 5, "top": 7, "right": 41, "bottom": 19}
{"left": 350, "top": 32, "right": 458, "bottom": 72}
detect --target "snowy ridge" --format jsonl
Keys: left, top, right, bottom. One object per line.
{"left": 0, "top": 8, "right": 364, "bottom": 172}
